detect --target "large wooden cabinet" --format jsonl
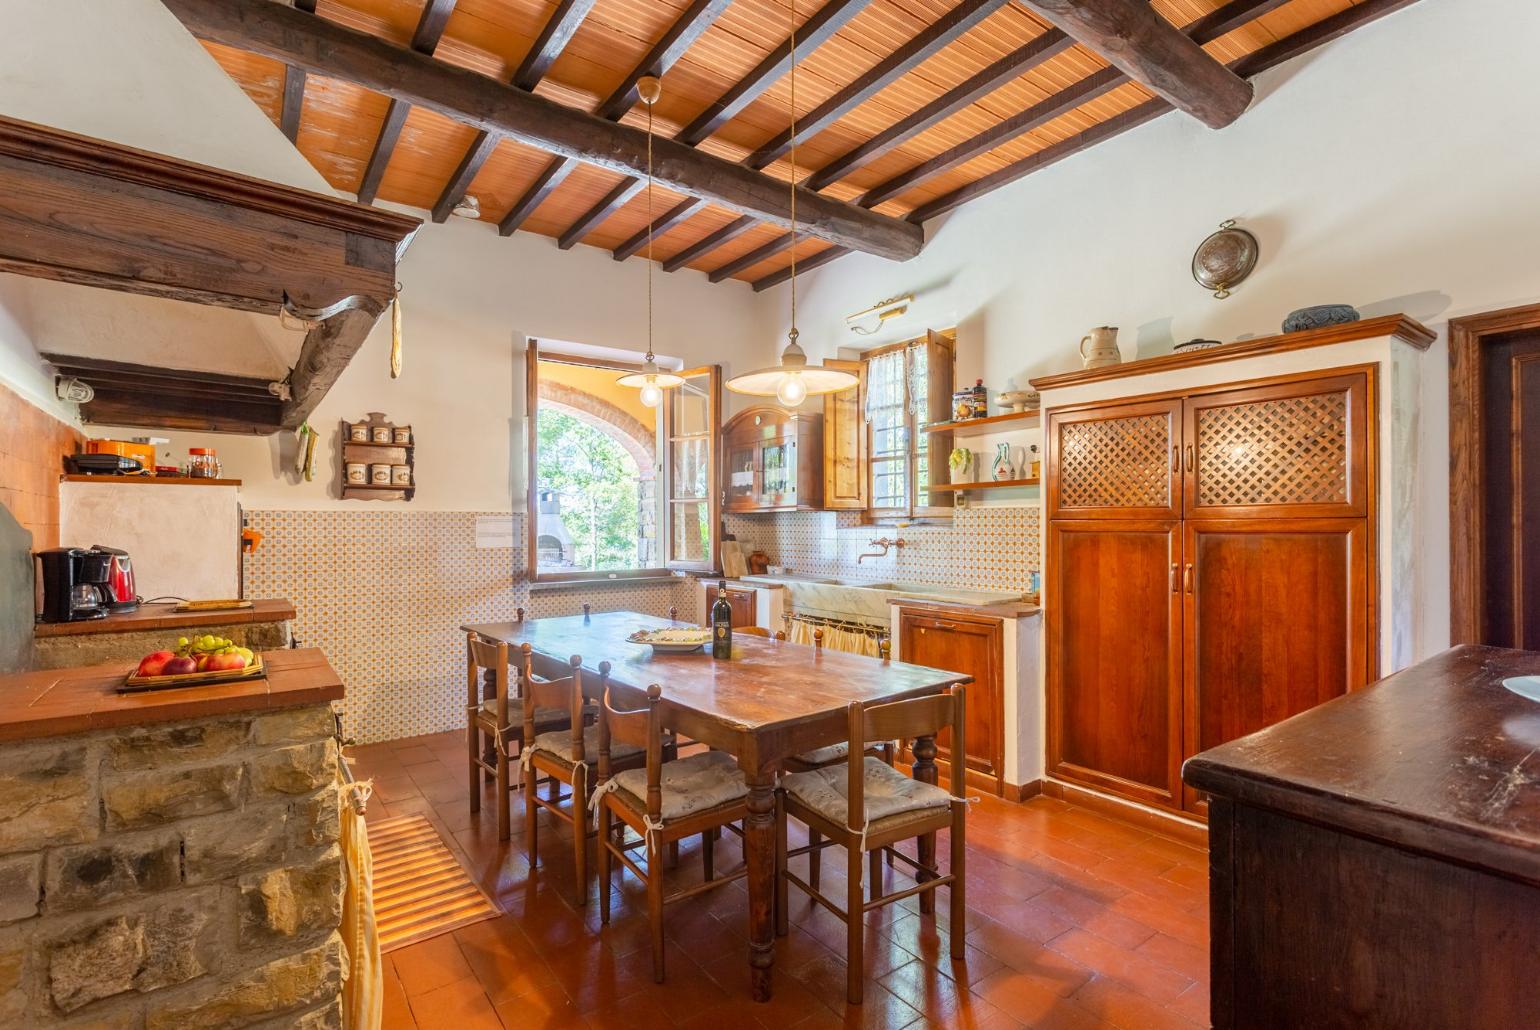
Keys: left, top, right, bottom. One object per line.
{"left": 1045, "top": 369, "right": 1375, "bottom": 817}
{"left": 898, "top": 607, "right": 1004, "bottom": 795}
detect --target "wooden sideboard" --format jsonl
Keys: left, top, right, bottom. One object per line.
{"left": 1185, "top": 646, "right": 1540, "bottom": 1028}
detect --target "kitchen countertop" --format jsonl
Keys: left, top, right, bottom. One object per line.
{"left": 1184, "top": 644, "right": 1540, "bottom": 885}
{"left": 34, "top": 598, "right": 296, "bottom": 637}
{"left": 0, "top": 647, "right": 343, "bottom": 742}
{"left": 890, "top": 595, "right": 1042, "bottom": 619}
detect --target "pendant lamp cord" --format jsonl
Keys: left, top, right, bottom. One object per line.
{"left": 788, "top": 0, "right": 798, "bottom": 342}
{"left": 645, "top": 92, "right": 655, "bottom": 364}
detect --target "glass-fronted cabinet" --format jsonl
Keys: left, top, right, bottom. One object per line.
{"left": 721, "top": 407, "right": 824, "bottom": 512}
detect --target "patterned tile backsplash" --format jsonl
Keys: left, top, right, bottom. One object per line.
{"left": 243, "top": 510, "right": 692, "bottom": 744}
{"left": 724, "top": 504, "right": 1042, "bottom": 593}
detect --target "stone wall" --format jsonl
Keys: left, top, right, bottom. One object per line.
{"left": 0, "top": 703, "right": 344, "bottom": 1027}
{"left": 32, "top": 619, "right": 293, "bottom": 671}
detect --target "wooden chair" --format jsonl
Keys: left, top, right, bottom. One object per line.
{"left": 594, "top": 674, "right": 749, "bottom": 983}
{"left": 519, "top": 645, "right": 647, "bottom": 904}
{"left": 465, "top": 630, "right": 570, "bottom": 841}
{"left": 775, "top": 685, "right": 968, "bottom": 1005}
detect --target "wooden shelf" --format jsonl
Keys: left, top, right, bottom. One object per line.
{"left": 930, "top": 477, "right": 1040, "bottom": 492}
{"left": 341, "top": 413, "right": 414, "bottom": 502}
{"left": 922, "top": 410, "right": 1040, "bottom": 437}
{"left": 62, "top": 475, "right": 242, "bottom": 487}
{"left": 342, "top": 484, "right": 415, "bottom": 501}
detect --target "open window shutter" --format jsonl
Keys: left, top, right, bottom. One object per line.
{"left": 915, "top": 329, "right": 956, "bottom": 515}
{"left": 822, "top": 359, "right": 867, "bottom": 510}
{"left": 664, "top": 365, "right": 721, "bottom": 571}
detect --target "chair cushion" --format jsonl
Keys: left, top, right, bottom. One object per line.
{"left": 480, "top": 700, "right": 566, "bottom": 726}
{"left": 782, "top": 756, "right": 951, "bottom": 828}
{"left": 529, "top": 724, "right": 641, "bottom": 767}
{"left": 608, "top": 751, "right": 748, "bottom": 823}
{"left": 788, "top": 741, "right": 889, "bottom": 767}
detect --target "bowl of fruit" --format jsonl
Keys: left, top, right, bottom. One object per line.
{"left": 123, "top": 634, "right": 264, "bottom": 692}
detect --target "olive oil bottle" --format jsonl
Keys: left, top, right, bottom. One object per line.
{"left": 711, "top": 581, "right": 733, "bottom": 659}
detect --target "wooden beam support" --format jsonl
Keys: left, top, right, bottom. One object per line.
{"left": 612, "top": 197, "right": 705, "bottom": 261}
{"left": 280, "top": 66, "right": 305, "bottom": 143}
{"left": 708, "top": 233, "right": 795, "bottom": 284}
{"left": 513, "top": 0, "right": 598, "bottom": 92}
{"left": 595, "top": 0, "right": 732, "bottom": 122}
{"left": 1017, "top": 0, "right": 1251, "bottom": 129}
{"left": 431, "top": 130, "right": 500, "bottom": 223}
{"left": 1230, "top": 0, "right": 1424, "bottom": 77}
{"left": 750, "top": 244, "right": 848, "bottom": 292}
{"left": 662, "top": 215, "right": 756, "bottom": 273}
{"left": 746, "top": 0, "right": 1007, "bottom": 170}
{"left": 167, "top": 0, "right": 921, "bottom": 261}
{"left": 498, "top": 157, "right": 575, "bottom": 235}
{"left": 282, "top": 304, "right": 384, "bottom": 429}
{"left": 356, "top": 0, "right": 458, "bottom": 206}
{"left": 557, "top": 0, "right": 874, "bottom": 250}
{"left": 803, "top": 29, "right": 1074, "bottom": 191}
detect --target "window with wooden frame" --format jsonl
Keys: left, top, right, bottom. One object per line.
{"left": 863, "top": 329, "right": 956, "bottom": 521}
{"left": 525, "top": 342, "right": 720, "bottom": 583}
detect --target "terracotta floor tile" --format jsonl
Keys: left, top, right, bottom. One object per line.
{"left": 350, "top": 731, "right": 1213, "bottom": 1028}
{"left": 393, "top": 936, "right": 476, "bottom": 997}
{"left": 408, "top": 977, "right": 503, "bottom": 1030}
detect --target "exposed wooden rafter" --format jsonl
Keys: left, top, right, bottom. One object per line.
{"left": 708, "top": 233, "right": 795, "bottom": 283}
{"left": 356, "top": 0, "right": 459, "bottom": 206}
{"left": 500, "top": 0, "right": 731, "bottom": 236}
{"left": 750, "top": 244, "right": 849, "bottom": 292}
{"left": 612, "top": 0, "right": 1005, "bottom": 263}
{"left": 42, "top": 354, "right": 286, "bottom": 434}
{"left": 1017, "top": 0, "right": 1252, "bottom": 129}
{"left": 662, "top": 215, "right": 756, "bottom": 273}
{"left": 432, "top": 0, "right": 590, "bottom": 222}
{"left": 167, "top": 0, "right": 922, "bottom": 261}
{"left": 557, "top": 0, "right": 874, "bottom": 251}
{"left": 280, "top": 66, "right": 305, "bottom": 143}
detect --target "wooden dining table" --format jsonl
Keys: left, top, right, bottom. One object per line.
{"left": 462, "top": 609, "right": 972, "bottom": 1001}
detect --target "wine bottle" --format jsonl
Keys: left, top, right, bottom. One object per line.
{"left": 711, "top": 581, "right": 733, "bottom": 660}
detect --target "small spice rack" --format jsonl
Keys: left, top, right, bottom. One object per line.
{"left": 340, "top": 412, "right": 415, "bottom": 502}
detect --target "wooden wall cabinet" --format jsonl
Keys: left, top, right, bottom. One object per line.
{"left": 897, "top": 607, "right": 1004, "bottom": 796}
{"left": 722, "top": 407, "right": 824, "bottom": 512}
{"left": 1045, "top": 369, "right": 1375, "bottom": 818}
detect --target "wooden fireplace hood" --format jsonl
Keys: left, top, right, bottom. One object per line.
{"left": 0, "top": 114, "right": 420, "bottom": 434}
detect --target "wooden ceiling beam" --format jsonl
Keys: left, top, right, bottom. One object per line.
{"left": 708, "top": 232, "right": 796, "bottom": 283}
{"left": 169, "top": 0, "right": 921, "bottom": 261}
{"left": 751, "top": 243, "right": 848, "bottom": 292}
{"left": 513, "top": 0, "right": 598, "bottom": 91}
{"left": 357, "top": 0, "right": 459, "bottom": 206}
{"left": 857, "top": 0, "right": 1287, "bottom": 212}
{"left": 558, "top": 0, "right": 874, "bottom": 250}
{"left": 280, "top": 67, "right": 305, "bottom": 143}
{"left": 612, "top": 196, "right": 705, "bottom": 261}
{"left": 661, "top": 214, "right": 756, "bottom": 273}
{"left": 1017, "top": 0, "right": 1251, "bottom": 129}
{"left": 747, "top": 0, "right": 1007, "bottom": 171}
{"left": 1231, "top": 0, "right": 1423, "bottom": 76}
{"left": 499, "top": 0, "right": 730, "bottom": 236}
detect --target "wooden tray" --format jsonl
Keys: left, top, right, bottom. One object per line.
{"left": 121, "top": 654, "right": 265, "bottom": 693}
{"left": 172, "top": 599, "right": 254, "bottom": 612}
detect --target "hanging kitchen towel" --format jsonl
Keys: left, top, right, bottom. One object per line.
{"left": 339, "top": 776, "right": 382, "bottom": 1030}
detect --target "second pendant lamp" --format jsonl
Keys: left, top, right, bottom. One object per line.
{"left": 616, "top": 75, "right": 684, "bottom": 408}
{"left": 725, "top": 0, "right": 856, "bottom": 407}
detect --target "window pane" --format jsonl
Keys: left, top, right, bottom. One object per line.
{"left": 670, "top": 500, "right": 709, "bottom": 563}
{"left": 536, "top": 407, "right": 645, "bottom": 573}
{"left": 671, "top": 378, "right": 710, "bottom": 436}
{"left": 670, "top": 436, "right": 709, "bottom": 499}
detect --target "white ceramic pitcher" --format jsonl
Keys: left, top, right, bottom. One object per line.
{"left": 1079, "top": 326, "right": 1121, "bottom": 369}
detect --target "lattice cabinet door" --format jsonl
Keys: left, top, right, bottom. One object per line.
{"left": 1182, "top": 371, "right": 1370, "bottom": 519}
{"left": 1046, "top": 399, "right": 1182, "bottom": 519}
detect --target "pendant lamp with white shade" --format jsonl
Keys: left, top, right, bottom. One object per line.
{"left": 724, "top": 0, "right": 857, "bottom": 407}
{"left": 616, "top": 75, "right": 685, "bottom": 408}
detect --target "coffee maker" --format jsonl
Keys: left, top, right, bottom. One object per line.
{"left": 35, "top": 548, "right": 112, "bottom": 622}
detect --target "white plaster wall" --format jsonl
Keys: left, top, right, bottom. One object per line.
{"left": 767, "top": 0, "right": 1538, "bottom": 659}
{"left": 95, "top": 214, "right": 775, "bottom": 511}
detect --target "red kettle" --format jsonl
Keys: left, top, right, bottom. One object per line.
{"left": 90, "top": 545, "right": 139, "bottom": 613}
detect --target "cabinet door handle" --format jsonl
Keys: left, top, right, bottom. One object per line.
{"left": 1171, "top": 447, "right": 1180, "bottom": 472}
{"left": 1183, "top": 563, "right": 1194, "bottom": 593}
{"left": 1184, "top": 444, "right": 1195, "bottom": 472}
{"left": 1170, "top": 562, "right": 1178, "bottom": 593}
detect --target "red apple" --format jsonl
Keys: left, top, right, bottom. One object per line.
{"left": 194, "top": 654, "right": 211, "bottom": 672}
{"left": 161, "top": 656, "right": 198, "bottom": 676}
{"left": 205, "top": 652, "right": 248, "bottom": 672}
{"left": 135, "top": 651, "right": 176, "bottom": 677}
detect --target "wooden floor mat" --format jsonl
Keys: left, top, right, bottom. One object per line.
{"left": 369, "top": 814, "right": 501, "bottom": 952}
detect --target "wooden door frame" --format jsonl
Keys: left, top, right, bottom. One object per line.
{"left": 1448, "top": 303, "right": 1540, "bottom": 644}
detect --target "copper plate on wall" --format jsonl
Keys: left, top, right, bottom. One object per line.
{"left": 1192, "top": 220, "right": 1259, "bottom": 299}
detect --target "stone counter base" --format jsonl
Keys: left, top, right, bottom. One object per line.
{"left": 32, "top": 620, "right": 294, "bottom": 671}
{"left": 0, "top": 702, "right": 343, "bottom": 1027}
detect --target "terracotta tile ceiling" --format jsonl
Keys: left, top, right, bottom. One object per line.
{"left": 200, "top": 0, "right": 1404, "bottom": 289}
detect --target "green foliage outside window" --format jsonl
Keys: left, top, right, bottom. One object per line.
{"left": 537, "top": 410, "right": 641, "bottom": 571}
